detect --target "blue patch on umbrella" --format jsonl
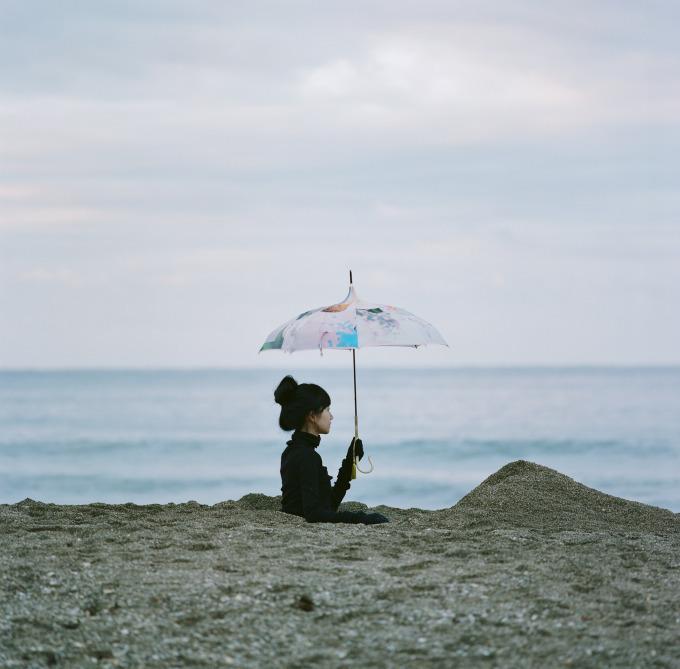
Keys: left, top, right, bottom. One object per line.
{"left": 335, "top": 328, "right": 358, "bottom": 348}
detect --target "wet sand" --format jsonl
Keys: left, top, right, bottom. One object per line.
{"left": 2, "top": 460, "right": 679, "bottom": 668}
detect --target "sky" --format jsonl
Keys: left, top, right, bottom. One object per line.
{"left": 1, "top": 0, "right": 679, "bottom": 368}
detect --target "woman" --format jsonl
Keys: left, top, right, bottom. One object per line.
{"left": 275, "top": 375, "right": 389, "bottom": 525}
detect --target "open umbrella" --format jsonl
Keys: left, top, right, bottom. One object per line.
{"left": 260, "top": 271, "right": 448, "bottom": 476}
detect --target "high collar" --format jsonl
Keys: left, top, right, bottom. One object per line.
{"left": 289, "top": 430, "right": 321, "bottom": 449}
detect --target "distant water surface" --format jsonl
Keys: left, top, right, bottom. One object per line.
{"left": 1, "top": 368, "right": 678, "bottom": 511}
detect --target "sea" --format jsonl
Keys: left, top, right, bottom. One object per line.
{"left": 1, "top": 367, "right": 679, "bottom": 512}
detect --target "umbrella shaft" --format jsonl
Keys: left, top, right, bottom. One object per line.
{"left": 352, "top": 349, "right": 358, "bottom": 437}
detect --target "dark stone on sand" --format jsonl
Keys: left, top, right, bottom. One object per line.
{"left": 293, "top": 595, "right": 315, "bottom": 612}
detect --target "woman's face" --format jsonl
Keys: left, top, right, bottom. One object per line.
{"left": 314, "top": 406, "right": 333, "bottom": 435}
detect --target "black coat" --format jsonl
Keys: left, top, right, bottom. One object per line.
{"left": 280, "top": 430, "right": 354, "bottom": 523}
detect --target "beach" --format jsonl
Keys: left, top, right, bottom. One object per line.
{"left": 2, "top": 460, "right": 679, "bottom": 668}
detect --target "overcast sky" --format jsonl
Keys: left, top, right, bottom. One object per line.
{"left": 1, "top": 0, "right": 678, "bottom": 368}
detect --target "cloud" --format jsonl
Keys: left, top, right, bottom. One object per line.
{"left": 299, "top": 40, "right": 583, "bottom": 140}
{"left": 21, "top": 268, "right": 83, "bottom": 286}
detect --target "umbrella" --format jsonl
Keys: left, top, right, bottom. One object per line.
{"left": 260, "top": 271, "right": 448, "bottom": 476}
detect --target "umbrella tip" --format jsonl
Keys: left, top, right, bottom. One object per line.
{"left": 349, "top": 269, "right": 353, "bottom": 285}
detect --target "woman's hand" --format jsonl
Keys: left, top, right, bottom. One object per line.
{"left": 333, "top": 438, "right": 366, "bottom": 501}
{"left": 347, "top": 437, "right": 364, "bottom": 462}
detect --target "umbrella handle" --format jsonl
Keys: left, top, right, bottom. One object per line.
{"left": 356, "top": 455, "right": 374, "bottom": 474}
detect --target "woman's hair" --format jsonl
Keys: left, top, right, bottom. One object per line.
{"left": 274, "top": 375, "right": 331, "bottom": 431}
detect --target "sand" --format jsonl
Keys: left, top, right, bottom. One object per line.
{"left": 2, "top": 460, "right": 679, "bottom": 668}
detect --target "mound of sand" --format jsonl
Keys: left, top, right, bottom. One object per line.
{"left": 453, "top": 460, "right": 680, "bottom": 535}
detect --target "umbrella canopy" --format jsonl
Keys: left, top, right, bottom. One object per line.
{"left": 260, "top": 282, "right": 447, "bottom": 354}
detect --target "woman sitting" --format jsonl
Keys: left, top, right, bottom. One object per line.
{"left": 274, "top": 375, "right": 389, "bottom": 525}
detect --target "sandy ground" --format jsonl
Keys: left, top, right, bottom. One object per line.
{"left": 2, "top": 460, "right": 679, "bottom": 668}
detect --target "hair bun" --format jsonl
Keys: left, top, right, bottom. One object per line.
{"left": 274, "top": 375, "right": 298, "bottom": 406}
